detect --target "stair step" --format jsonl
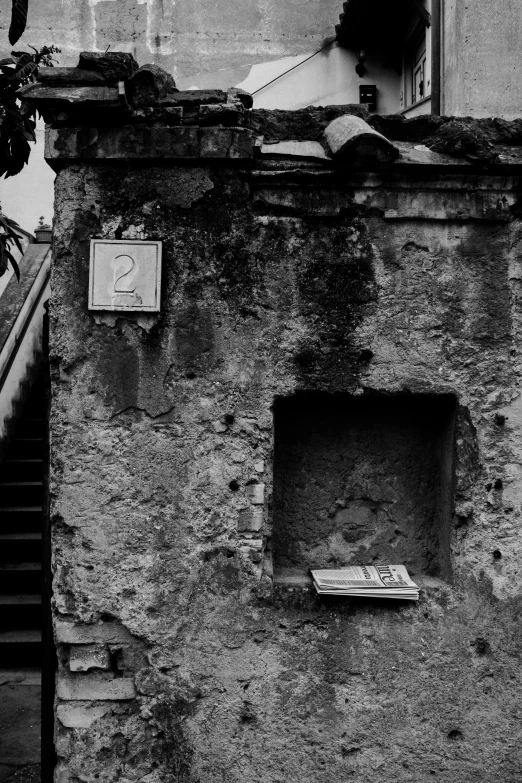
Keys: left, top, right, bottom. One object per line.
{"left": 0, "top": 629, "right": 42, "bottom": 665}
{"left": 0, "top": 598, "right": 42, "bottom": 629}
{"left": 0, "top": 482, "right": 43, "bottom": 486}
{"left": 0, "top": 579, "right": 42, "bottom": 619}
{"left": 2, "top": 460, "right": 44, "bottom": 481}
{"left": 0, "top": 533, "right": 42, "bottom": 562}
{"left": 0, "top": 629, "right": 42, "bottom": 643}
{"left": 0, "top": 507, "right": 43, "bottom": 533}
{"left": 0, "top": 594, "right": 42, "bottom": 605}
{"left": 15, "top": 418, "right": 45, "bottom": 438}
{"left": 0, "top": 482, "right": 43, "bottom": 507}
{"left": 8, "top": 439, "right": 45, "bottom": 459}
{"left": 0, "top": 506, "right": 43, "bottom": 512}
{"left": 0, "top": 563, "right": 42, "bottom": 593}
{"left": 0, "top": 533, "right": 42, "bottom": 541}
{"left": 22, "top": 395, "right": 46, "bottom": 417}
{"left": 0, "top": 377, "right": 47, "bottom": 667}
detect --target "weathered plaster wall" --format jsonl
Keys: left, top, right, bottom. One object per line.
{"left": 443, "top": 0, "right": 522, "bottom": 119}
{"left": 47, "top": 140, "right": 522, "bottom": 782}
{"left": 0, "top": 0, "right": 342, "bottom": 92}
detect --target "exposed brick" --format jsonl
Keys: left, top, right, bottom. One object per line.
{"left": 238, "top": 507, "right": 263, "bottom": 533}
{"left": 46, "top": 126, "right": 207, "bottom": 161}
{"left": 57, "top": 674, "right": 136, "bottom": 701}
{"left": 69, "top": 645, "right": 111, "bottom": 672}
{"left": 170, "top": 89, "right": 227, "bottom": 106}
{"left": 199, "top": 127, "right": 253, "bottom": 159}
{"left": 246, "top": 483, "right": 265, "bottom": 505}
{"left": 239, "top": 538, "right": 263, "bottom": 549}
{"left": 199, "top": 102, "right": 243, "bottom": 116}
{"left": 55, "top": 620, "right": 134, "bottom": 645}
{"left": 57, "top": 702, "right": 112, "bottom": 728}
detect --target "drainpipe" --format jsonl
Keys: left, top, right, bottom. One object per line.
{"left": 431, "top": 0, "right": 441, "bottom": 114}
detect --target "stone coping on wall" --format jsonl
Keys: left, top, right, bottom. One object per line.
{"left": 40, "top": 129, "right": 522, "bottom": 222}
{"left": 18, "top": 52, "right": 522, "bottom": 170}
{"left": 40, "top": 124, "right": 522, "bottom": 175}
{"left": 44, "top": 125, "right": 254, "bottom": 163}
{"left": 19, "top": 56, "right": 522, "bottom": 222}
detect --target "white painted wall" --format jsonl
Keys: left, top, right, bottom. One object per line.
{"left": 237, "top": 42, "right": 401, "bottom": 113}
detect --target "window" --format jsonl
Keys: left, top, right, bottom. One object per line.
{"left": 412, "top": 37, "right": 427, "bottom": 103}
{"left": 403, "top": 23, "right": 431, "bottom": 109}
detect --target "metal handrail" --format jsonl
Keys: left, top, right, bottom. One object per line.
{"left": 0, "top": 247, "right": 51, "bottom": 396}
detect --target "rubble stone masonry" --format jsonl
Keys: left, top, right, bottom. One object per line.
{"left": 36, "top": 66, "right": 522, "bottom": 782}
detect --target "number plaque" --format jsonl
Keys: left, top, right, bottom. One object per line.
{"left": 88, "top": 240, "right": 162, "bottom": 312}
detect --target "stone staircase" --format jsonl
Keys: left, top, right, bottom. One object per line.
{"left": 0, "top": 381, "right": 45, "bottom": 666}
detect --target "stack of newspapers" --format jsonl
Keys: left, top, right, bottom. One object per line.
{"left": 311, "top": 564, "right": 420, "bottom": 601}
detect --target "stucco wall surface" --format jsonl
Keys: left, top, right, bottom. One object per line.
{"left": 443, "top": 0, "right": 522, "bottom": 119}
{"left": 0, "top": 0, "right": 342, "bottom": 92}
{"left": 49, "top": 155, "right": 522, "bottom": 782}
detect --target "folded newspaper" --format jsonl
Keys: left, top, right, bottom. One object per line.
{"left": 311, "top": 564, "right": 419, "bottom": 600}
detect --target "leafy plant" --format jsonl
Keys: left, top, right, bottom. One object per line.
{"left": 9, "top": 0, "right": 28, "bottom": 46}
{"left": 0, "top": 208, "right": 24, "bottom": 281}
{"left": 0, "top": 2, "right": 61, "bottom": 279}
{"left": 0, "top": 45, "right": 60, "bottom": 180}
{"left": 0, "top": 44, "right": 59, "bottom": 278}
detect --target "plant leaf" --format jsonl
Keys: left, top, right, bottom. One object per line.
{"left": 7, "top": 229, "right": 24, "bottom": 255}
{"left": 9, "top": 0, "right": 29, "bottom": 46}
{"left": 5, "top": 132, "right": 30, "bottom": 177}
{"left": 6, "top": 249, "right": 20, "bottom": 281}
{"left": 0, "top": 242, "right": 7, "bottom": 277}
{"left": 10, "top": 61, "right": 37, "bottom": 82}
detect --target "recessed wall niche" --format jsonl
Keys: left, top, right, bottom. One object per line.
{"left": 272, "top": 393, "right": 456, "bottom": 580}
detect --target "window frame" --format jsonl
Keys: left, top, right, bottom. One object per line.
{"left": 403, "top": 21, "right": 431, "bottom": 110}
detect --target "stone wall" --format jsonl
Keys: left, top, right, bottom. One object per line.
{"left": 44, "top": 96, "right": 522, "bottom": 782}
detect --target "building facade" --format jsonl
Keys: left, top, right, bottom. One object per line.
{"left": 15, "top": 62, "right": 522, "bottom": 781}
{"left": 3, "top": 0, "right": 522, "bottom": 233}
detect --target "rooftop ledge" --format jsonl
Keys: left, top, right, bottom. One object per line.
{"left": 18, "top": 52, "right": 522, "bottom": 172}
{"left": 42, "top": 126, "right": 522, "bottom": 174}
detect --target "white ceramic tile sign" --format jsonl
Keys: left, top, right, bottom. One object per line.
{"left": 88, "top": 239, "right": 162, "bottom": 312}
